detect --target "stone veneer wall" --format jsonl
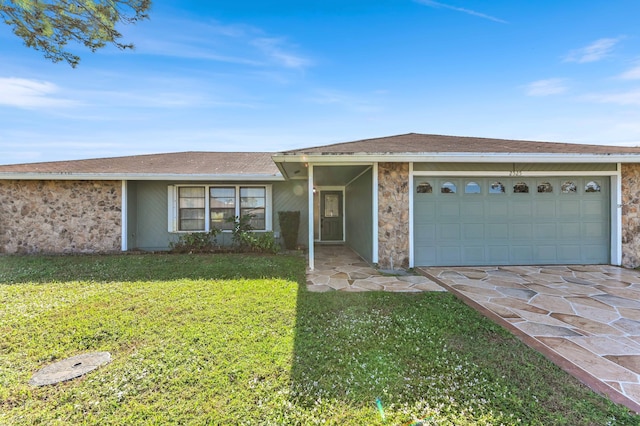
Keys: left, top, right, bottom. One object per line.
{"left": 378, "top": 162, "right": 410, "bottom": 269}
{"left": 0, "top": 180, "right": 122, "bottom": 254}
{"left": 622, "top": 164, "right": 640, "bottom": 268}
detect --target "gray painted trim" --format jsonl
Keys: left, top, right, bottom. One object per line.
{"left": 372, "top": 163, "right": 379, "bottom": 264}
{"left": 121, "top": 180, "right": 127, "bottom": 252}
{"left": 612, "top": 164, "right": 622, "bottom": 265}
{"left": 414, "top": 170, "right": 618, "bottom": 177}
{"left": 308, "top": 165, "right": 315, "bottom": 270}
{"left": 413, "top": 162, "right": 618, "bottom": 172}
{"left": 346, "top": 166, "right": 372, "bottom": 186}
{"left": 409, "top": 163, "right": 414, "bottom": 268}
{"left": 413, "top": 167, "right": 622, "bottom": 265}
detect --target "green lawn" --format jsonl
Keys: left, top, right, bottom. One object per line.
{"left": 0, "top": 253, "right": 637, "bottom": 425}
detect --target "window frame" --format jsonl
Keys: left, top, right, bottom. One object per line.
{"left": 178, "top": 186, "right": 206, "bottom": 231}
{"left": 210, "top": 186, "right": 237, "bottom": 231}
{"left": 169, "top": 184, "right": 272, "bottom": 233}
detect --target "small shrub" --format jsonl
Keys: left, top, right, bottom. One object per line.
{"left": 225, "top": 215, "right": 279, "bottom": 254}
{"left": 250, "top": 232, "right": 280, "bottom": 254}
{"left": 227, "top": 214, "right": 254, "bottom": 250}
{"left": 169, "top": 228, "right": 220, "bottom": 253}
{"left": 278, "top": 211, "right": 300, "bottom": 250}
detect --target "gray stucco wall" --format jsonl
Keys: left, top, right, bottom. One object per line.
{"left": 126, "top": 181, "right": 138, "bottom": 250}
{"left": 345, "top": 168, "right": 373, "bottom": 263}
{"left": 131, "top": 180, "right": 173, "bottom": 251}
{"left": 272, "top": 180, "right": 309, "bottom": 248}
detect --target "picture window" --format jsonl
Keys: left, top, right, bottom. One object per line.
{"left": 174, "top": 185, "right": 269, "bottom": 232}
{"left": 210, "top": 187, "right": 236, "bottom": 230}
{"left": 178, "top": 187, "right": 206, "bottom": 231}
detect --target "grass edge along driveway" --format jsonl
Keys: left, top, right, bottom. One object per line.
{"left": 0, "top": 253, "right": 637, "bottom": 425}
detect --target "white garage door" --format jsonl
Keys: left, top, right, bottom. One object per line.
{"left": 413, "top": 177, "right": 610, "bottom": 266}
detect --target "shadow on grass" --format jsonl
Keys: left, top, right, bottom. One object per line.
{"left": 289, "top": 285, "right": 452, "bottom": 421}
{"left": 289, "top": 285, "right": 639, "bottom": 424}
{"left": 0, "top": 252, "right": 306, "bottom": 284}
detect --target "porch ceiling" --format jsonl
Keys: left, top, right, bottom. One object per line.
{"left": 314, "top": 165, "right": 370, "bottom": 186}
{"left": 278, "top": 162, "right": 370, "bottom": 186}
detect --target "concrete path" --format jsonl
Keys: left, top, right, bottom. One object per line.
{"left": 419, "top": 265, "right": 640, "bottom": 413}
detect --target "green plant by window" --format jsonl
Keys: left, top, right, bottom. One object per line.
{"left": 225, "top": 215, "right": 279, "bottom": 254}
{"left": 169, "top": 228, "right": 220, "bottom": 253}
{"left": 227, "top": 214, "right": 254, "bottom": 250}
{"left": 251, "top": 232, "right": 280, "bottom": 254}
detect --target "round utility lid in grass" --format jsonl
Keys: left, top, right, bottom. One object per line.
{"left": 29, "top": 352, "right": 111, "bottom": 386}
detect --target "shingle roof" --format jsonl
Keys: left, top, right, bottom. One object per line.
{"left": 282, "top": 133, "right": 640, "bottom": 155}
{"left": 0, "top": 152, "right": 281, "bottom": 176}
{"left": 3, "top": 133, "right": 640, "bottom": 177}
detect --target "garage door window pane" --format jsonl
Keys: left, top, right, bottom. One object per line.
{"left": 441, "top": 182, "right": 456, "bottom": 194}
{"left": 537, "top": 182, "right": 553, "bottom": 193}
{"left": 585, "top": 181, "right": 601, "bottom": 193}
{"left": 561, "top": 181, "right": 577, "bottom": 193}
{"left": 465, "top": 182, "right": 481, "bottom": 194}
{"left": 513, "top": 182, "right": 529, "bottom": 193}
{"left": 417, "top": 182, "right": 433, "bottom": 194}
{"left": 489, "top": 182, "right": 505, "bottom": 194}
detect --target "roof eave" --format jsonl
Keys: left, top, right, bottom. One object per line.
{"left": 272, "top": 152, "right": 640, "bottom": 163}
{"left": 0, "top": 172, "right": 285, "bottom": 181}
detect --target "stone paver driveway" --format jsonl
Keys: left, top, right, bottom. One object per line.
{"left": 419, "top": 265, "right": 640, "bottom": 413}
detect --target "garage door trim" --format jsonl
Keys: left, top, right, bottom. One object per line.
{"left": 408, "top": 164, "right": 621, "bottom": 267}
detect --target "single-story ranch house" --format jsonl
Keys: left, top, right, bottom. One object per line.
{"left": 3, "top": 133, "right": 640, "bottom": 270}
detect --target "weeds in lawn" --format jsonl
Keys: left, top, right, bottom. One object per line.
{"left": 0, "top": 254, "right": 637, "bottom": 425}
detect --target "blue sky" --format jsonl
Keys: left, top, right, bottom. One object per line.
{"left": 2, "top": 0, "right": 640, "bottom": 165}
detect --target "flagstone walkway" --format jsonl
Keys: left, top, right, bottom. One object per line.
{"left": 419, "top": 265, "right": 640, "bottom": 413}
{"left": 306, "top": 245, "right": 444, "bottom": 293}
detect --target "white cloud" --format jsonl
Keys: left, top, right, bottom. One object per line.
{"left": 308, "top": 89, "right": 382, "bottom": 113}
{"left": 564, "top": 38, "right": 622, "bottom": 63}
{"left": 252, "top": 38, "right": 312, "bottom": 69}
{"left": 524, "top": 79, "right": 568, "bottom": 96}
{"left": 618, "top": 64, "right": 640, "bottom": 80}
{"left": 586, "top": 90, "right": 640, "bottom": 106}
{"left": 414, "top": 0, "right": 508, "bottom": 24}
{"left": 134, "top": 18, "right": 312, "bottom": 70}
{"left": 0, "top": 77, "right": 78, "bottom": 109}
